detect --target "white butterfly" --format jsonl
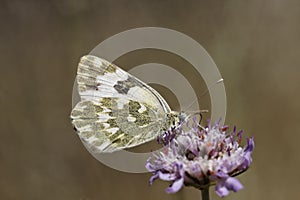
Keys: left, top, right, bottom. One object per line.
{"left": 71, "top": 55, "right": 187, "bottom": 153}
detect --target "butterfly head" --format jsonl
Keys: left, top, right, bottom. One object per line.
{"left": 166, "top": 110, "right": 208, "bottom": 128}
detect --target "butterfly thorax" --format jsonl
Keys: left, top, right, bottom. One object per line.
{"left": 165, "top": 111, "right": 188, "bottom": 129}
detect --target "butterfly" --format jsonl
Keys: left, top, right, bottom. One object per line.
{"left": 70, "top": 55, "right": 189, "bottom": 153}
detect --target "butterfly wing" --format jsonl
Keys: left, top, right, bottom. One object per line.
{"left": 71, "top": 55, "right": 171, "bottom": 153}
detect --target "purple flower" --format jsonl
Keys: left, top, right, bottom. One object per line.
{"left": 146, "top": 119, "right": 254, "bottom": 197}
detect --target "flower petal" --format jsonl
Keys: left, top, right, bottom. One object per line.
{"left": 244, "top": 137, "right": 254, "bottom": 153}
{"left": 224, "top": 177, "right": 243, "bottom": 192}
{"left": 145, "top": 162, "right": 155, "bottom": 172}
{"left": 149, "top": 173, "right": 159, "bottom": 185}
{"left": 158, "top": 171, "right": 177, "bottom": 181}
{"left": 215, "top": 184, "right": 229, "bottom": 197}
{"left": 165, "top": 178, "right": 184, "bottom": 193}
{"left": 216, "top": 171, "right": 229, "bottom": 179}
{"left": 238, "top": 151, "right": 252, "bottom": 170}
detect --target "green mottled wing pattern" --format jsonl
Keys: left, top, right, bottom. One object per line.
{"left": 71, "top": 98, "right": 166, "bottom": 152}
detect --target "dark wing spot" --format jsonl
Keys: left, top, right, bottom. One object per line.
{"left": 113, "top": 77, "right": 139, "bottom": 94}
{"left": 114, "top": 84, "right": 130, "bottom": 94}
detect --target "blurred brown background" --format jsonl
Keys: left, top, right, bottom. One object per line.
{"left": 1, "top": 0, "right": 300, "bottom": 199}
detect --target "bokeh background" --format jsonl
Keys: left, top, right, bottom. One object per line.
{"left": 1, "top": 0, "right": 300, "bottom": 199}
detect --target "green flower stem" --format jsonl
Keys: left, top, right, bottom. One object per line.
{"left": 201, "top": 188, "right": 209, "bottom": 200}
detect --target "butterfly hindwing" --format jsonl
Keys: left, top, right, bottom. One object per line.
{"left": 71, "top": 98, "right": 166, "bottom": 152}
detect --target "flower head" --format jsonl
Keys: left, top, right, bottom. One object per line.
{"left": 146, "top": 118, "right": 254, "bottom": 197}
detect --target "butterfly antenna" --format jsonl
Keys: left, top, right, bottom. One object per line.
{"left": 190, "top": 111, "right": 208, "bottom": 129}
{"left": 183, "top": 78, "right": 224, "bottom": 111}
